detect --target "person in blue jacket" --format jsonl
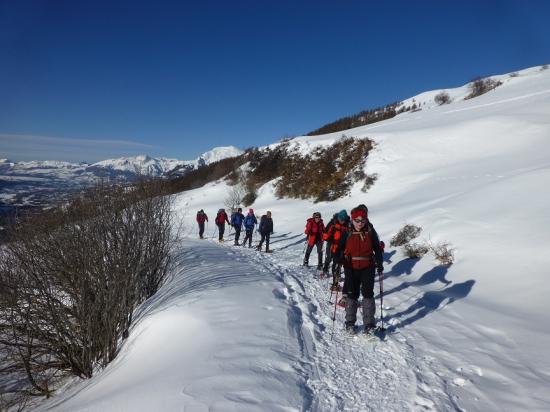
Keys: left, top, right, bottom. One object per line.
{"left": 230, "top": 207, "right": 245, "bottom": 245}
{"left": 242, "top": 208, "right": 257, "bottom": 248}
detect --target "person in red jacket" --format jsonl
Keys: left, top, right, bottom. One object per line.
{"left": 303, "top": 212, "right": 325, "bottom": 270}
{"left": 215, "top": 208, "right": 230, "bottom": 242}
{"left": 342, "top": 205, "right": 383, "bottom": 334}
{"left": 196, "top": 209, "right": 208, "bottom": 239}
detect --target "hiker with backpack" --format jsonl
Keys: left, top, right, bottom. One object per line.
{"left": 303, "top": 212, "right": 325, "bottom": 270}
{"left": 215, "top": 208, "right": 230, "bottom": 242}
{"left": 342, "top": 204, "right": 384, "bottom": 334}
{"left": 322, "top": 212, "right": 339, "bottom": 274}
{"left": 242, "top": 208, "right": 257, "bottom": 248}
{"left": 256, "top": 211, "right": 273, "bottom": 252}
{"left": 325, "top": 210, "right": 350, "bottom": 291}
{"left": 196, "top": 209, "right": 208, "bottom": 239}
{"left": 230, "top": 207, "right": 245, "bottom": 245}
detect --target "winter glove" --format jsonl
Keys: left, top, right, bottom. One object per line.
{"left": 377, "top": 264, "right": 384, "bottom": 274}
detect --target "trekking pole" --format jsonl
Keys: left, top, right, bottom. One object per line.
{"left": 378, "top": 271, "right": 386, "bottom": 331}
{"left": 330, "top": 287, "right": 339, "bottom": 341}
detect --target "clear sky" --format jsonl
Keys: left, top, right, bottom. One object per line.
{"left": 1, "top": 0, "right": 549, "bottom": 162}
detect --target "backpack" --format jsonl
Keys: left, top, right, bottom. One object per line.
{"left": 215, "top": 210, "right": 225, "bottom": 225}
{"left": 244, "top": 214, "right": 255, "bottom": 228}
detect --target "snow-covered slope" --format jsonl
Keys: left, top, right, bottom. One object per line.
{"left": 41, "top": 65, "right": 550, "bottom": 411}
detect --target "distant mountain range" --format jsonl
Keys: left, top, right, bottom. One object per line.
{"left": 0, "top": 146, "right": 243, "bottom": 210}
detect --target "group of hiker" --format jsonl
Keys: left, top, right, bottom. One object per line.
{"left": 196, "top": 208, "right": 274, "bottom": 251}
{"left": 303, "top": 204, "right": 384, "bottom": 334}
{"left": 196, "top": 203, "right": 384, "bottom": 335}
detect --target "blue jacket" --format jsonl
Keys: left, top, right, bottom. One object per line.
{"left": 243, "top": 213, "right": 257, "bottom": 230}
{"left": 231, "top": 212, "right": 245, "bottom": 228}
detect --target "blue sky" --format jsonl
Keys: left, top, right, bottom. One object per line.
{"left": 1, "top": 0, "right": 549, "bottom": 162}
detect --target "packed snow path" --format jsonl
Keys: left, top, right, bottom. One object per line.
{"left": 45, "top": 232, "right": 550, "bottom": 411}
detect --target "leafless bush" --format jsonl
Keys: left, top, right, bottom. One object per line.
{"left": 403, "top": 242, "right": 430, "bottom": 259}
{"left": 465, "top": 77, "right": 502, "bottom": 99}
{"left": 362, "top": 173, "right": 378, "bottom": 192}
{"left": 430, "top": 241, "right": 455, "bottom": 265}
{"left": 390, "top": 224, "right": 422, "bottom": 247}
{"left": 0, "top": 178, "right": 175, "bottom": 404}
{"left": 509, "top": 72, "right": 519, "bottom": 78}
{"left": 224, "top": 183, "right": 246, "bottom": 211}
{"left": 434, "top": 91, "right": 451, "bottom": 105}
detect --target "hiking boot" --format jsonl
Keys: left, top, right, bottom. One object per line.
{"left": 345, "top": 323, "right": 356, "bottom": 333}
{"left": 234, "top": 241, "right": 240, "bottom": 246}
{"left": 363, "top": 323, "right": 376, "bottom": 335}
{"left": 330, "top": 284, "right": 340, "bottom": 292}
{"left": 317, "top": 264, "right": 322, "bottom": 270}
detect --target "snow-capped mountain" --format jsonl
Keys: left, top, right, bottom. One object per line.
{"left": 0, "top": 146, "right": 243, "bottom": 208}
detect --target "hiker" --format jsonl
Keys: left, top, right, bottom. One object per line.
{"left": 196, "top": 209, "right": 208, "bottom": 239}
{"left": 256, "top": 211, "right": 273, "bottom": 252}
{"left": 231, "top": 207, "right": 245, "bottom": 245}
{"left": 303, "top": 212, "right": 325, "bottom": 269}
{"left": 325, "top": 210, "right": 350, "bottom": 291}
{"left": 322, "top": 212, "right": 339, "bottom": 274}
{"left": 342, "top": 205, "right": 383, "bottom": 334}
{"left": 215, "top": 208, "right": 230, "bottom": 242}
{"left": 242, "top": 208, "right": 257, "bottom": 248}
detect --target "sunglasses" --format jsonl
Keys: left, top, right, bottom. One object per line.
{"left": 353, "top": 218, "right": 366, "bottom": 224}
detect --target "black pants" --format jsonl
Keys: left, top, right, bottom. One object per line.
{"left": 258, "top": 232, "right": 270, "bottom": 251}
{"left": 323, "top": 242, "right": 333, "bottom": 272}
{"left": 305, "top": 240, "right": 323, "bottom": 266}
{"left": 198, "top": 222, "right": 205, "bottom": 238}
{"left": 218, "top": 224, "right": 225, "bottom": 241}
{"left": 243, "top": 228, "right": 254, "bottom": 246}
{"left": 344, "top": 266, "right": 375, "bottom": 300}
{"left": 234, "top": 226, "right": 242, "bottom": 243}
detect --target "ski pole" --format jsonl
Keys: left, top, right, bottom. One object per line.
{"left": 378, "top": 271, "right": 386, "bottom": 331}
{"left": 331, "top": 287, "right": 339, "bottom": 341}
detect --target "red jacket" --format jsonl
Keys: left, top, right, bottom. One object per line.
{"left": 304, "top": 218, "right": 325, "bottom": 246}
{"left": 344, "top": 229, "right": 375, "bottom": 269}
{"left": 196, "top": 212, "right": 208, "bottom": 224}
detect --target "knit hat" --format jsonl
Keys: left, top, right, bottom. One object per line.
{"left": 249, "top": 208, "right": 254, "bottom": 214}
{"left": 337, "top": 209, "right": 348, "bottom": 221}
{"left": 351, "top": 209, "right": 367, "bottom": 220}
{"left": 313, "top": 212, "right": 321, "bottom": 218}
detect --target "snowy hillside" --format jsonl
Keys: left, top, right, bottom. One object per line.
{"left": 41, "top": 65, "right": 550, "bottom": 411}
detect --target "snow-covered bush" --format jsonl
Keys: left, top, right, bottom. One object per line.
{"left": 434, "top": 91, "right": 451, "bottom": 105}
{"left": 430, "top": 241, "right": 455, "bottom": 265}
{"left": 390, "top": 224, "right": 422, "bottom": 247}
{"left": 465, "top": 77, "right": 502, "bottom": 99}
{"left": 403, "top": 242, "right": 430, "bottom": 259}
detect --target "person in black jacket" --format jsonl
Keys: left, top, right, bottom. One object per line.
{"left": 256, "top": 211, "right": 273, "bottom": 252}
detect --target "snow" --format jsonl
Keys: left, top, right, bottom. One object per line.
{"left": 39, "top": 65, "right": 550, "bottom": 411}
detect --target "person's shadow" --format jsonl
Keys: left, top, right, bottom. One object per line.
{"left": 384, "top": 257, "right": 419, "bottom": 279}
{"left": 384, "top": 265, "right": 452, "bottom": 297}
{"left": 385, "top": 279, "right": 475, "bottom": 333}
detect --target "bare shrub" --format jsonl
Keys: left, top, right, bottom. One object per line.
{"left": 0, "top": 178, "right": 175, "bottom": 403}
{"left": 390, "top": 224, "right": 422, "bottom": 247}
{"left": 403, "top": 242, "right": 430, "bottom": 259}
{"left": 465, "top": 77, "right": 502, "bottom": 99}
{"left": 434, "top": 91, "right": 451, "bottom": 105}
{"left": 224, "top": 183, "right": 246, "bottom": 211}
{"left": 430, "top": 241, "right": 455, "bottom": 265}
{"left": 362, "top": 173, "right": 378, "bottom": 192}
{"left": 509, "top": 72, "right": 519, "bottom": 78}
